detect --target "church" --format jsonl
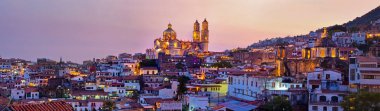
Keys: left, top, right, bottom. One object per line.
{"left": 146, "top": 19, "right": 209, "bottom": 59}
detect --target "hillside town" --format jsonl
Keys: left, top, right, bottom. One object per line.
{"left": 1, "top": 6, "right": 380, "bottom": 111}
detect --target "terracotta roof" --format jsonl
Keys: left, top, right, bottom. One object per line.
{"left": 10, "top": 101, "right": 73, "bottom": 111}
{"left": 212, "top": 105, "right": 225, "bottom": 110}
{"left": 0, "top": 97, "right": 10, "bottom": 109}
{"left": 144, "top": 98, "right": 162, "bottom": 105}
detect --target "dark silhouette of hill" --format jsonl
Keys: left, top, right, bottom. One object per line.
{"left": 344, "top": 6, "right": 380, "bottom": 27}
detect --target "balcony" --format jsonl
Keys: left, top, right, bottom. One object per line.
{"left": 309, "top": 101, "right": 340, "bottom": 106}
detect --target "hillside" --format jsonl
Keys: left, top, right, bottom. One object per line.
{"left": 344, "top": 6, "right": 380, "bottom": 27}
{"left": 248, "top": 5, "right": 380, "bottom": 49}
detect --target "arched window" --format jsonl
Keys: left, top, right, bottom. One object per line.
{"left": 331, "top": 96, "right": 338, "bottom": 102}
{"left": 319, "top": 96, "right": 327, "bottom": 102}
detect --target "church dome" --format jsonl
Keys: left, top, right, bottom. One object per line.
{"left": 163, "top": 23, "right": 177, "bottom": 40}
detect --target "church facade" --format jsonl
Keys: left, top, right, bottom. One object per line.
{"left": 147, "top": 19, "right": 209, "bottom": 59}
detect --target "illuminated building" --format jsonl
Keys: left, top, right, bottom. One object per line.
{"left": 313, "top": 27, "right": 338, "bottom": 58}
{"left": 151, "top": 19, "right": 209, "bottom": 58}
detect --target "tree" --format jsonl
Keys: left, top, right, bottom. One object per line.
{"left": 102, "top": 100, "right": 116, "bottom": 111}
{"left": 139, "top": 59, "right": 157, "bottom": 67}
{"left": 131, "top": 90, "right": 140, "bottom": 100}
{"left": 340, "top": 91, "right": 380, "bottom": 111}
{"left": 211, "top": 61, "right": 232, "bottom": 68}
{"left": 138, "top": 75, "right": 145, "bottom": 92}
{"left": 175, "top": 62, "right": 186, "bottom": 71}
{"left": 176, "top": 76, "right": 190, "bottom": 100}
{"left": 260, "top": 96, "right": 292, "bottom": 111}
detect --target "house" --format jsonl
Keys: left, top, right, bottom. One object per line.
{"left": 227, "top": 73, "right": 270, "bottom": 101}
{"left": 307, "top": 68, "right": 347, "bottom": 111}
{"left": 349, "top": 56, "right": 380, "bottom": 93}
{"left": 10, "top": 88, "right": 24, "bottom": 100}
{"left": 65, "top": 99, "right": 103, "bottom": 111}
{"left": 186, "top": 95, "right": 209, "bottom": 111}
{"left": 25, "top": 87, "right": 39, "bottom": 99}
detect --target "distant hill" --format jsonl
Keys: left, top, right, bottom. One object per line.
{"left": 344, "top": 6, "right": 380, "bottom": 28}
{"left": 247, "top": 5, "right": 380, "bottom": 49}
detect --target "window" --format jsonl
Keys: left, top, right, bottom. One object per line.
{"left": 272, "top": 82, "right": 275, "bottom": 88}
{"left": 331, "top": 96, "right": 338, "bottom": 102}
{"left": 318, "top": 74, "right": 321, "bottom": 79}
{"left": 332, "top": 107, "right": 338, "bottom": 111}
{"left": 326, "top": 74, "right": 330, "bottom": 80}
{"left": 312, "top": 106, "right": 318, "bottom": 111}
{"left": 350, "top": 69, "right": 356, "bottom": 81}
{"left": 360, "top": 64, "right": 376, "bottom": 68}
{"left": 363, "top": 75, "right": 375, "bottom": 79}
{"left": 319, "top": 96, "right": 327, "bottom": 102}
{"left": 323, "top": 107, "right": 327, "bottom": 111}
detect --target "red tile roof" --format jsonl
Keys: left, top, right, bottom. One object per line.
{"left": 10, "top": 101, "right": 73, "bottom": 111}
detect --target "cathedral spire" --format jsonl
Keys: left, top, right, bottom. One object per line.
{"left": 168, "top": 23, "right": 172, "bottom": 29}
{"left": 193, "top": 20, "right": 200, "bottom": 42}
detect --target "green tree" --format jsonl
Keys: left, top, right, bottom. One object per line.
{"left": 260, "top": 96, "right": 292, "bottom": 111}
{"left": 211, "top": 61, "right": 232, "bottom": 68}
{"left": 131, "top": 90, "right": 140, "bottom": 100}
{"left": 340, "top": 91, "right": 380, "bottom": 111}
{"left": 176, "top": 76, "right": 190, "bottom": 100}
{"left": 102, "top": 100, "right": 116, "bottom": 111}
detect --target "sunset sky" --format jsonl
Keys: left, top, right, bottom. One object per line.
{"left": 0, "top": 0, "right": 379, "bottom": 62}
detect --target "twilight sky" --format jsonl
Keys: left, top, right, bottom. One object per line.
{"left": 0, "top": 0, "right": 379, "bottom": 63}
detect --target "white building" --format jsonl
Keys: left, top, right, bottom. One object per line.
{"left": 227, "top": 74, "right": 270, "bottom": 101}
{"left": 186, "top": 95, "right": 209, "bottom": 111}
{"left": 307, "top": 68, "right": 347, "bottom": 111}
{"left": 332, "top": 32, "right": 352, "bottom": 47}
{"left": 65, "top": 99, "right": 104, "bottom": 111}
{"left": 349, "top": 56, "right": 380, "bottom": 93}
{"left": 159, "top": 100, "right": 182, "bottom": 111}
{"left": 11, "top": 88, "right": 24, "bottom": 100}
{"left": 25, "top": 88, "right": 39, "bottom": 99}
{"left": 351, "top": 32, "right": 366, "bottom": 44}
{"left": 85, "top": 82, "right": 97, "bottom": 91}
